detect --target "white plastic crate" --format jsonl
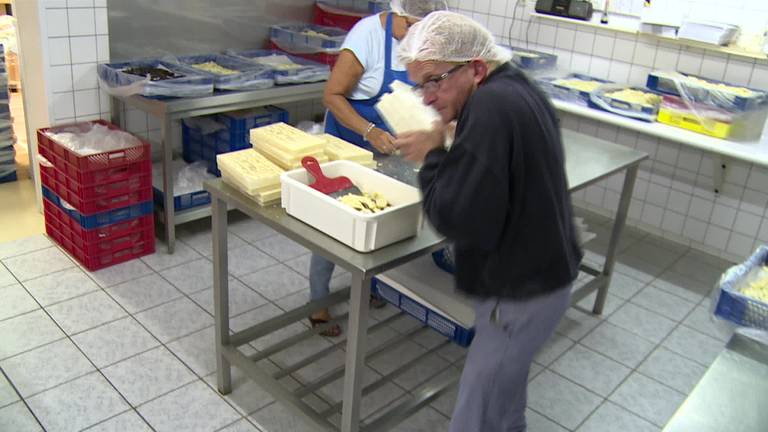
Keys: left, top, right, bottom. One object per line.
{"left": 280, "top": 160, "right": 422, "bottom": 252}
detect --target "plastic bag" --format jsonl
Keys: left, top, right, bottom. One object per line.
{"left": 589, "top": 84, "right": 662, "bottom": 122}
{"left": 152, "top": 160, "right": 215, "bottom": 196}
{"left": 296, "top": 120, "right": 324, "bottom": 135}
{"left": 161, "top": 53, "right": 274, "bottom": 91}
{"left": 46, "top": 123, "right": 142, "bottom": 156}
{"left": 182, "top": 116, "right": 225, "bottom": 135}
{"left": 226, "top": 49, "right": 330, "bottom": 85}
{"left": 97, "top": 60, "right": 214, "bottom": 98}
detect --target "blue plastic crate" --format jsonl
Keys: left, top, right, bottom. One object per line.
{"left": 173, "top": 54, "right": 275, "bottom": 91}
{"left": 587, "top": 86, "right": 662, "bottom": 122}
{"left": 42, "top": 186, "right": 153, "bottom": 229}
{"left": 97, "top": 59, "right": 214, "bottom": 98}
{"left": 371, "top": 277, "right": 475, "bottom": 347}
{"left": 714, "top": 246, "right": 768, "bottom": 330}
{"left": 507, "top": 46, "right": 558, "bottom": 70}
{"left": 227, "top": 49, "right": 330, "bottom": 85}
{"left": 152, "top": 187, "right": 211, "bottom": 212}
{"left": 536, "top": 73, "right": 613, "bottom": 105}
{"left": 216, "top": 105, "right": 289, "bottom": 147}
{"left": 270, "top": 23, "right": 347, "bottom": 51}
{"left": 431, "top": 245, "right": 455, "bottom": 274}
{"left": 0, "top": 170, "right": 15, "bottom": 184}
{"left": 646, "top": 71, "right": 767, "bottom": 112}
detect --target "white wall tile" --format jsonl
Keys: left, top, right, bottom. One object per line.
{"left": 646, "top": 183, "right": 670, "bottom": 207}
{"left": 662, "top": 211, "right": 685, "bottom": 235}
{"left": 490, "top": 0, "right": 507, "bottom": 16}
{"left": 99, "top": 89, "right": 111, "bottom": 115}
{"left": 70, "top": 36, "right": 98, "bottom": 63}
{"left": 472, "top": 12, "right": 489, "bottom": 27}
{"left": 48, "top": 38, "right": 71, "bottom": 66}
{"left": 636, "top": 135, "right": 658, "bottom": 159}
{"left": 653, "top": 45, "right": 679, "bottom": 70}
{"left": 50, "top": 65, "right": 73, "bottom": 93}
{"left": 487, "top": 15, "right": 504, "bottom": 38}
{"left": 704, "top": 225, "right": 730, "bottom": 249}
{"left": 758, "top": 219, "right": 768, "bottom": 242}
{"left": 683, "top": 218, "right": 708, "bottom": 242}
{"left": 608, "top": 61, "right": 631, "bottom": 83}
{"left": 733, "top": 210, "right": 762, "bottom": 237}
{"left": 45, "top": 0, "right": 68, "bottom": 7}
{"left": 570, "top": 52, "right": 592, "bottom": 73}
{"left": 589, "top": 57, "right": 611, "bottom": 80}
{"left": 689, "top": 196, "right": 714, "bottom": 221}
{"left": 585, "top": 185, "right": 605, "bottom": 206}
{"left": 667, "top": 190, "right": 692, "bottom": 214}
{"left": 556, "top": 28, "right": 575, "bottom": 51}
{"left": 67, "top": 8, "right": 95, "bottom": 36}
{"left": 741, "top": 188, "right": 768, "bottom": 216}
{"left": 656, "top": 144, "right": 679, "bottom": 167}
{"left": 641, "top": 203, "right": 664, "bottom": 227}
{"left": 74, "top": 89, "right": 101, "bottom": 117}
{"left": 537, "top": 24, "right": 556, "bottom": 47}
{"left": 726, "top": 233, "right": 755, "bottom": 257}
{"left": 573, "top": 30, "right": 595, "bottom": 55}
{"left": 46, "top": 9, "right": 70, "bottom": 38}
{"left": 474, "top": 0, "right": 490, "bottom": 13}
{"left": 68, "top": 0, "right": 94, "bottom": 6}
{"left": 749, "top": 63, "right": 768, "bottom": 91}
{"left": 95, "top": 8, "right": 109, "bottom": 35}
{"left": 724, "top": 59, "right": 754, "bottom": 86}
{"left": 746, "top": 167, "right": 768, "bottom": 191}
{"left": 593, "top": 34, "right": 614, "bottom": 59}
{"left": 71, "top": 63, "right": 98, "bottom": 90}
{"left": 97, "top": 35, "right": 110, "bottom": 62}
{"left": 700, "top": 54, "right": 728, "bottom": 80}
{"left": 710, "top": 203, "right": 737, "bottom": 229}
{"left": 94, "top": 0, "right": 107, "bottom": 6}
{"left": 633, "top": 41, "right": 656, "bottom": 65}
{"left": 677, "top": 50, "right": 703, "bottom": 75}
{"left": 612, "top": 37, "right": 635, "bottom": 63}
{"left": 53, "top": 92, "right": 75, "bottom": 120}
{"left": 628, "top": 65, "right": 651, "bottom": 87}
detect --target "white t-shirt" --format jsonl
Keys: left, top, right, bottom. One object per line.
{"left": 341, "top": 13, "right": 406, "bottom": 100}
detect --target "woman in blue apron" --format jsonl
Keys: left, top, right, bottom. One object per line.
{"left": 310, "top": 0, "right": 448, "bottom": 336}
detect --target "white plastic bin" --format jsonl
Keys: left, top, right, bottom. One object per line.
{"left": 281, "top": 160, "right": 422, "bottom": 252}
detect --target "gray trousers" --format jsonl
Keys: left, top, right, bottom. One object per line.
{"left": 449, "top": 285, "right": 571, "bottom": 432}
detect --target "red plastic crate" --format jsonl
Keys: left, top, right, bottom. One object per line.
{"left": 39, "top": 144, "right": 151, "bottom": 186}
{"left": 313, "top": 3, "right": 366, "bottom": 31}
{"left": 43, "top": 198, "right": 153, "bottom": 244}
{"left": 268, "top": 40, "right": 340, "bottom": 67}
{"left": 37, "top": 120, "right": 150, "bottom": 174}
{"left": 40, "top": 164, "right": 152, "bottom": 214}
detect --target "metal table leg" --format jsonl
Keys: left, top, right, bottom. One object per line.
{"left": 340, "top": 271, "right": 371, "bottom": 432}
{"left": 161, "top": 116, "right": 177, "bottom": 253}
{"left": 212, "top": 196, "right": 232, "bottom": 394}
{"left": 110, "top": 97, "right": 122, "bottom": 128}
{"left": 593, "top": 165, "right": 638, "bottom": 314}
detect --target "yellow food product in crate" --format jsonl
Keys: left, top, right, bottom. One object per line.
{"left": 322, "top": 134, "right": 374, "bottom": 163}
{"left": 741, "top": 266, "right": 768, "bottom": 303}
{"left": 216, "top": 149, "right": 284, "bottom": 193}
{"left": 657, "top": 96, "right": 732, "bottom": 139}
{"left": 249, "top": 122, "right": 326, "bottom": 155}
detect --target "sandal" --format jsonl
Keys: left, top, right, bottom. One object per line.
{"left": 370, "top": 294, "right": 388, "bottom": 309}
{"left": 309, "top": 316, "right": 342, "bottom": 337}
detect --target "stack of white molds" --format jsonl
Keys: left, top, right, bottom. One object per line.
{"left": 322, "top": 133, "right": 376, "bottom": 169}
{"left": 375, "top": 80, "right": 440, "bottom": 135}
{"left": 250, "top": 122, "right": 328, "bottom": 170}
{"left": 217, "top": 149, "right": 284, "bottom": 206}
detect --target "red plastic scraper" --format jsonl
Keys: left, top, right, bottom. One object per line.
{"left": 301, "top": 156, "right": 363, "bottom": 198}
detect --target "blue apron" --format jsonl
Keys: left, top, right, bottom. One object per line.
{"left": 324, "top": 12, "right": 411, "bottom": 150}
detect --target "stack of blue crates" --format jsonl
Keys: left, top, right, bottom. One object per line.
{"left": 182, "top": 105, "right": 289, "bottom": 176}
{"left": 0, "top": 44, "right": 14, "bottom": 183}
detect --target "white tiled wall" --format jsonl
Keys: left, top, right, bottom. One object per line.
{"left": 40, "top": 0, "right": 110, "bottom": 126}
{"left": 448, "top": 0, "right": 768, "bottom": 262}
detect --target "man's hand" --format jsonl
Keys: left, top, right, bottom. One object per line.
{"left": 394, "top": 121, "right": 446, "bottom": 162}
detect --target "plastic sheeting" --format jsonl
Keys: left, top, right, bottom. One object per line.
{"left": 45, "top": 123, "right": 143, "bottom": 156}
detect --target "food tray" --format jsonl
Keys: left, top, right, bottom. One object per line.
{"left": 281, "top": 160, "right": 422, "bottom": 252}
{"left": 537, "top": 73, "right": 612, "bottom": 105}
{"left": 227, "top": 49, "right": 330, "bottom": 85}
{"left": 42, "top": 186, "right": 153, "bottom": 229}
{"left": 97, "top": 59, "right": 214, "bottom": 98}
{"left": 270, "top": 23, "right": 347, "bottom": 51}
{"left": 173, "top": 54, "right": 275, "bottom": 91}
{"left": 507, "top": 46, "right": 557, "bottom": 70}
{"left": 714, "top": 245, "right": 768, "bottom": 330}
{"left": 657, "top": 95, "right": 768, "bottom": 141}
{"left": 42, "top": 197, "right": 153, "bottom": 245}
{"left": 587, "top": 86, "right": 662, "bottom": 122}
{"left": 372, "top": 254, "right": 475, "bottom": 347}
{"left": 646, "top": 71, "right": 768, "bottom": 111}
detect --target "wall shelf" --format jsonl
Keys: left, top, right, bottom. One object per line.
{"left": 531, "top": 12, "right": 768, "bottom": 62}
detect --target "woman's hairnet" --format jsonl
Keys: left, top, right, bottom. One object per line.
{"left": 389, "top": 0, "right": 449, "bottom": 19}
{"left": 397, "top": 11, "right": 512, "bottom": 64}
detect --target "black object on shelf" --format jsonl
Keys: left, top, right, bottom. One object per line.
{"left": 535, "top": 0, "right": 594, "bottom": 21}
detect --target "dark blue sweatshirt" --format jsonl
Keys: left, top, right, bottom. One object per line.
{"left": 419, "top": 63, "right": 582, "bottom": 300}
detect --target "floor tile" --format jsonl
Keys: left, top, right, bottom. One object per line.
{"left": 166, "top": 326, "right": 218, "bottom": 377}
{"left": 534, "top": 333, "right": 575, "bottom": 366}
{"left": 436, "top": 340, "right": 467, "bottom": 364}
{"left": 218, "top": 418, "right": 261, "bottom": 432}
{"left": 140, "top": 240, "right": 202, "bottom": 272}
{"left": 527, "top": 370, "right": 603, "bottom": 430}
{"left": 429, "top": 369, "right": 459, "bottom": 417}
{"left": 0, "top": 373, "right": 19, "bottom": 408}
{"left": 0, "top": 263, "right": 16, "bottom": 287}
{"left": 368, "top": 340, "right": 427, "bottom": 376}
{"left": 26, "top": 372, "right": 129, "bottom": 432}
{"left": 608, "top": 303, "right": 677, "bottom": 343}
{"left": 0, "top": 310, "right": 65, "bottom": 360}
{"left": 227, "top": 245, "right": 279, "bottom": 278}
{"left": 0, "top": 283, "right": 39, "bottom": 321}
{"left": 203, "top": 369, "right": 275, "bottom": 416}
{"left": 273, "top": 290, "right": 312, "bottom": 313}
{"left": 0, "top": 339, "right": 94, "bottom": 398}
{"left": 0, "top": 401, "right": 43, "bottom": 432}
{"left": 159, "top": 258, "right": 214, "bottom": 294}
{"left": 576, "top": 292, "right": 625, "bottom": 317}
{"left": 577, "top": 401, "right": 659, "bottom": 432}
{"left": 650, "top": 270, "right": 710, "bottom": 304}
{"left": 229, "top": 302, "right": 284, "bottom": 333}
{"left": 102, "top": 346, "right": 197, "bottom": 406}
{"left": 630, "top": 286, "right": 697, "bottom": 322}
{"left": 3, "top": 247, "right": 74, "bottom": 281}
{"left": 83, "top": 410, "right": 152, "bottom": 432}
{"left": 134, "top": 297, "right": 214, "bottom": 343}
{"left": 138, "top": 380, "right": 241, "bottom": 432}
{"left": 638, "top": 347, "right": 707, "bottom": 394}
{"left": 46, "top": 290, "right": 127, "bottom": 335}
{"left": 87, "top": 259, "right": 154, "bottom": 288}
{"left": 390, "top": 406, "right": 450, "bottom": 432}
{"left": 621, "top": 240, "right": 685, "bottom": 272}
{"left": 178, "top": 224, "right": 248, "bottom": 257}
{"left": 190, "top": 278, "right": 268, "bottom": 318}
{"left": 283, "top": 345, "right": 342, "bottom": 384}
{"left": 526, "top": 408, "right": 569, "bottom": 432}
{"left": 551, "top": 344, "right": 632, "bottom": 397}
{"left": 682, "top": 305, "right": 733, "bottom": 342}
{"left": 252, "top": 234, "right": 309, "bottom": 261}
{"left": 0, "top": 235, "right": 52, "bottom": 260}
{"left": 22, "top": 267, "right": 100, "bottom": 307}
{"left": 609, "top": 372, "right": 685, "bottom": 427}
{"left": 249, "top": 321, "right": 308, "bottom": 353}
{"left": 250, "top": 402, "right": 318, "bottom": 432}
{"left": 556, "top": 307, "right": 602, "bottom": 341}
{"left": 613, "top": 257, "right": 663, "bottom": 284}
{"left": 72, "top": 316, "right": 160, "bottom": 368}
{"left": 238, "top": 263, "right": 308, "bottom": 301}
{"left": 605, "top": 272, "right": 647, "bottom": 300}
{"left": 106, "top": 273, "right": 183, "bottom": 314}
{"left": 581, "top": 322, "right": 655, "bottom": 368}
{"left": 668, "top": 251, "right": 732, "bottom": 287}
{"left": 661, "top": 325, "right": 725, "bottom": 367}
{"left": 227, "top": 215, "right": 277, "bottom": 244}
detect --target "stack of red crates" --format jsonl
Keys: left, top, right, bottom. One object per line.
{"left": 37, "top": 120, "right": 155, "bottom": 271}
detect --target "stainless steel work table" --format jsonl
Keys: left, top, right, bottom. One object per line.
{"left": 110, "top": 82, "right": 326, "bottom": 252}
{"left": 205, "top": 129, "right": 647, "bottom": 432}
{"left": 663, "top": 333, "right": 768, "bottom": 432}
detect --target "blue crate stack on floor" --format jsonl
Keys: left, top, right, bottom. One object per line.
{"left": 0, "top": 44, "right": 15, "bottom": 183}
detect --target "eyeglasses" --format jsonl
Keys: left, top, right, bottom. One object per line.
{"left": 412, "top": 63, "right": 468, "bottom": 94}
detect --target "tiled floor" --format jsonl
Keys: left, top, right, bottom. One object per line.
{"left": 0, "top": 209, "right": 736, "bottom": 432}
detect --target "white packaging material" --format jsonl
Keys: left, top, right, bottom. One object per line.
{"left": 152, "top": 160, "right": 215, "bottom": 196}
{"left": 375, "top": 80, "right": 441, "bottom": 135}
{"left": 281, "top": 160, "right": 423, "bottom": 252}
{"left": 47, "top": 123, "right": 142, "bottom": 156}
{"left": 678, "top": 21, "right": 740, "bottom": 46}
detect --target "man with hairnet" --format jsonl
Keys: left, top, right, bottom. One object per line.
{"left": 394, "top": 11, "right": 583, "bottom": 432}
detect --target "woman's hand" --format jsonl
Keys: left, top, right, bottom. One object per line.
{"left": 394, "top": 121, "right": 446, "bottom": 162}
{"left": 366, "top": 127, "right": 397, "bottom": 154}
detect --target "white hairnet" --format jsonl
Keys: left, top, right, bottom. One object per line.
{"left": 397, "top": 11, "right": 512, "bottom": 64}
{"left": 389, "top": 0, "right": 449, "bottom": 19}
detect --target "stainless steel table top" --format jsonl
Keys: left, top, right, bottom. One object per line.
{"left": 562, "top": 129, "right": 647, "bottom": 191}
{"left": 663, "top": 333, "right": 768, "bottom": 432}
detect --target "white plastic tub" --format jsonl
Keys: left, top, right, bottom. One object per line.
{"left": 281, "top": 160, "right": 422, "bottom": 252}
